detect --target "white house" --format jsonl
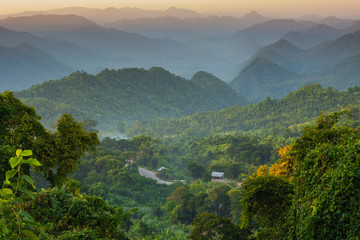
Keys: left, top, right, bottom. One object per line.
{"left": 157, "top": 166, "right": 166, "bottom": 172}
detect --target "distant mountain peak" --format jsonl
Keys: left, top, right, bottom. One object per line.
{"left": 322, "top": 16, "right": 341, "bottom": 21}
{"left": 241, "top": 10, "right": 270, "bottom": 22}
{"left": 268, "top": 39, "right": 301, "bottom": 51}
{"left": 163, "top": 6, "right": 202, "bottom": 18}
{"left": 166, "top": 6, "right": 180, "bottom": 10}
{"left": 243, "top": 10, "right": 263, "bottom": 18}
{"left": 310, "top": 23, "right": 336, "bottom": 30}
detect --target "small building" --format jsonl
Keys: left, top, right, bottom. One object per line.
{"left": 211, "top": 172, "right": 225, "bottom": 179}
{"left": 157, "top": 166, "right": 166, "bottom": 172}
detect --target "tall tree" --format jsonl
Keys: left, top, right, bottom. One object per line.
{"left": 33, "top": 114, "right": 99, "bottom": 186}
{"left": 189, "top": 212, "right": 249, "bottom": 240}
{"left": 0, "top": 92, "right": 99, "bottom": 187}
{"left": 285, "top": 111, "right": 360, "bottom": 239}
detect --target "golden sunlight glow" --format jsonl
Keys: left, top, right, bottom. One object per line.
{"left": 0, "top": 0, "right": 360, "bottom": 17}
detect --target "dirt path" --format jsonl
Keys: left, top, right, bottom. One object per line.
{"left": 138, "top": 167, "right": 173, "bottom": 185}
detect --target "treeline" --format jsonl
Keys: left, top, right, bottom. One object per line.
{"left": 126, "top": 84, "right": 360, "bottom": 139}
{"left": 15, "top": 67, "right": 247, "bottom": 128}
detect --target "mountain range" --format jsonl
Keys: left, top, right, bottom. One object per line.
{"left": 0, "top": 43, "right": 72, "bottom": 91}
{"left": 0, "top": 6, "right": 202, "bottom": 24}
{"left": 230, "top": 29, "right": 360, "bottom": 102}
{"left": 1, "top": 9, "right": 359, "bottom": 97}
{"left": 0, "top": 14, "right": 218, "bottom": 81}
{"left": 105, "top": 11, "right": 271, "bottom": 41}
{"left": 282, "top": 21, "right": 360, "bottom": 49}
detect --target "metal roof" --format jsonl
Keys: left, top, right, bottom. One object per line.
{"left": 211, "top": 172, "right": 224, "bottom": 177}
{"left": 157, "top": 166, "right": 166, "bottom": 171}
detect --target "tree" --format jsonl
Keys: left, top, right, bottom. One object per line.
{"left": 0, "top": 92, "right": 99, "bottom": 187}
{"left": 228, "top": 189, "right": 242, "bottom": 224}
{"left": 189, "top": 212, "right": 249, "bottom": 240}
{"left": 135, "top": 135, "right": 159, "bottom": 167}
{"left": 0, "top": 91, "right": 47, "bottom": 180}
{"left": 285, "top": 111, "right": 360, "bottom": 239}
{"left": 33, "top": 114, "right": 99, "bottom": 186}
{"left": 187, "top": 161, "right": 205, "bottom": 179}
{"left": 209, "top": 185, "right": 231, "bottom": 217}
{"left": 240, "top": 175, "right": 293, "bottom": 239}
{"left": 81, "top": 119, "right": 98, "bottom": 133}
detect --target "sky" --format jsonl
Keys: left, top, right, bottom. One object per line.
{"left": 1, "top": 0, "right": 360, "bottom": 18}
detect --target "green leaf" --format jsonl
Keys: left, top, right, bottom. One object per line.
{"left": 21, "top": 150, "right": 33, "bottom": 157}
{"left": 5, "top": 169, "right": 17, "bottom": 183}
{"left": 0, "top": 188, "right": 13, "bottom": 196}
{"left": 20, "top": 209, "right": 32, "bottom": 218}
{"left": 16, "top": 149, "right": 22, "bottom": 157}
{"left": 22, "top": 175, "right": 35, "bottom": 188}
{"left": 9, "top": 157, "right": 21, "bottom": 169}
{"left": 22, "top": 230, "right": 39, "bottom": 240}
{"left": 19, "top": 186, "right": 35, "bottom": 200}
{"left": 14, "top": 197, "right": 23, "bottom": 204}
{"left": 22, "top": 158, "right": 42, "bottom": 167}
{"left": 20, "top": 210, "right": 35, "bottom": 222}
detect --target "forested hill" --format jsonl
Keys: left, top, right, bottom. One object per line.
{"left": 15, "top": 67, "right": 247, "bottom": 128}
{"left": 126, "top": 84, "right": 360, "bottom": 138}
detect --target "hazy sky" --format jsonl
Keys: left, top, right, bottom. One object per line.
{"left": 1, "top": 0, "right": 360, "bottom": 17}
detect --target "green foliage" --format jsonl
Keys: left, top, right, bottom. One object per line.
{"left": 167, "top": 182, "right": 239, "bottom": 225}
{"left": 0, "top": 91, "right": 46, "bottom": 181}
{"left": 185, "top": 134, "right": 273, "bottom": 179}
{"left": 126, "top": 84, "right": 360, "bottom": 139}
{"left": 16, "top": 68, "right": 248, "bottom": 128}
{"left": 189, "top": 212, "right": 250, "bottom": 240}
{"left": 27, "top": 184, "right": 130, "bottom": 239}
{"left": 33, "top": 114, "right": 100, "bottom": 187}
{"left": 0, "top": 149, "right": 41, "bottom": 239}
{"left": 240, "top": 175, "right": 293, "bottom": 239}
{"left": 0, "top": 92, "right": 100, "bottom": 187}
{"left": 72, "top": 137, "right": 176, "bottom": 208}
{"left": 285, "top": 111, "right": 360, "bottom": 239}
{"left": 187, "top": 161, "right": 205, "bottom": 179}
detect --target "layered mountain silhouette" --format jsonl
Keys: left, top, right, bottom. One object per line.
{"left": 105, "top": 11, "right": 271, "bottom": 41}
{"left": 318, "top": 16, "right": 358, "bottom": 28}
{"left": 0, "top": 25, "right": 104, "bottom": 72}
{"left": 282, "top": 22, "right": 360, "bottom": 49}
{"left": 231, "top": 30, "right": 360, "bottom": 102}
{"left": 0, "top": 14, "right": 217, "bottom": 80}
{"left": 0, "top": 6, "right": 203, "bottom": 24}
{"left": 249, "top": 30, "right": 360, "bottom": 74}
{"left": 1, "top": 11, "right": 359, "bottom": 95}
{"left": 0, "top": 43, "right": 73, "bottom": 91}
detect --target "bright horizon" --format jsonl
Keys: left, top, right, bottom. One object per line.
{"left": 1, "top": 0, "right": 360, "bottom": 18}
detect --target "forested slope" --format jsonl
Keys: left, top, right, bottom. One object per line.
{"left": 126, "top": 84, "right": 360, "bottom": 138}
{"left": 16, "top": 67, "right": 248, "bottom": 128}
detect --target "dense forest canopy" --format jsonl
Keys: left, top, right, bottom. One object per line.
{"left": 15, "top": 67, "right": 247, "bottom": 129}
{"left": 126, "top": 84, "right": 360, "bottom": 139}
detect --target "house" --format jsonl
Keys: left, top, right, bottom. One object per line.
{"left": 157, "top": 166, "right": 166, "bottom": 172}
{"left": 211, "top": 172, "right": 224, "bottom": 179}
